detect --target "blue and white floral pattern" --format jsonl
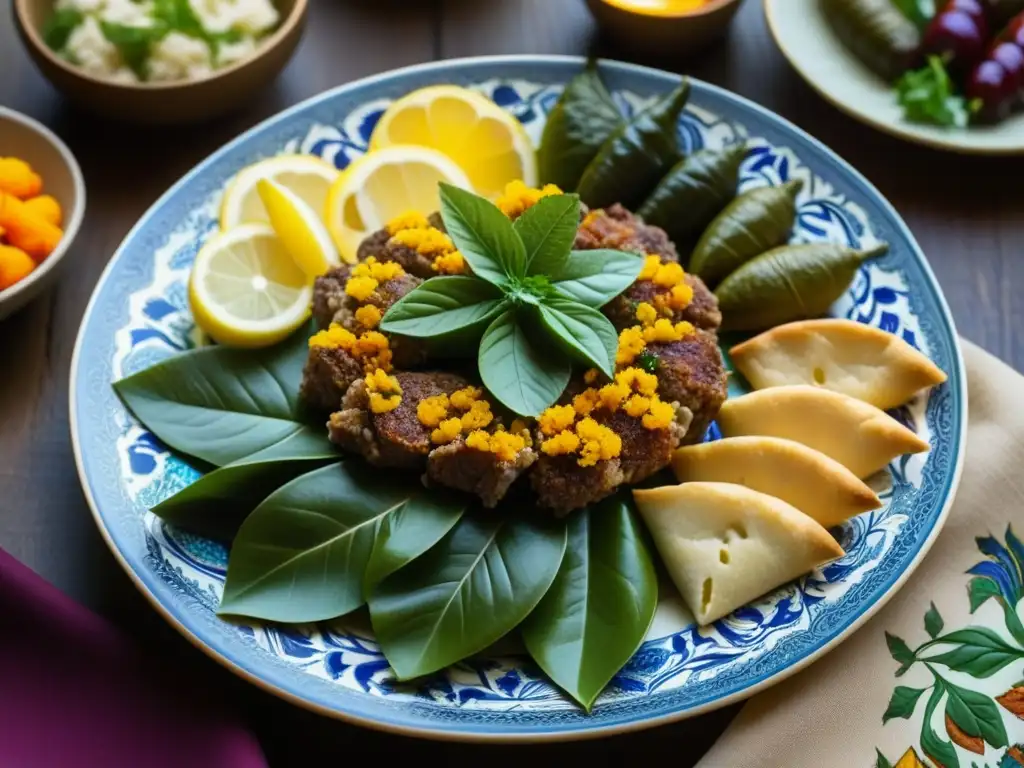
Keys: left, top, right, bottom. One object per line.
{"left": 74, "top": 58, "right": 965, "bottom": 739}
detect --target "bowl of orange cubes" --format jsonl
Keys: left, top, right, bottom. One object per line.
{"left": 0, "top": 106, "right": 84, "bottom": 320}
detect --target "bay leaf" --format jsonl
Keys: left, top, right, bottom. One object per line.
{"left": 716, "top": 242, "right": 888, "bottom": 332}
{"left": 576, "top": 80, "right": 691, "bottom": 210}
{"left": 218, "top": 463, "right": 467, "bottom": 623}
{"left": 368, "top": 511, "right": 567, "bottom": 680}
{"left": 520, "top": 494, "right": 658, "bottom": 711}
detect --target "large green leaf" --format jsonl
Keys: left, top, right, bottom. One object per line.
{"left": 369, "top": 511, "right": 568, "bottom": 680}
{"left": 921, "top": 681, "right": 960, "bottom": 768}
{"left": 478, "top": 309, "right": 571, "bottom": 417}
{"left": 925, "top": 627, "right": 1024, "bottom": 678}
{"left": 439, "top": 182, "right": 525, "bottom": 286}
{"left": 885, "top": 632, "right": 916, "bottom": 676}
{"left": 520, "top": 496, "right": 657, "bottom": 710}
{"left": 537, "top": 298, "right": 618, "bottom": 377}
{"left": 538, "top": 60, "right": 625, "bottom": 191}
{"left": 882, "top": 686, "right": 926, "bottom": 724}
{"left": 550, "top": 249, "right": 643, "bottom": 308}
{"left": 944, "top": 676, "right": 1009, "bottom": 749}
{"left": 114, "top": 322, "right": 313, "bottom": 467}
{"left": 152, "top": 428, "right": 338, "bottom": 541}
{"left": 515, "top": 193, "right": 581, "bottom": 277}
{"left": 218, "top": 463, "right": 467, "bottom": 623}
{"left": 379, "top": 276, "right": 506, "bottom": 340}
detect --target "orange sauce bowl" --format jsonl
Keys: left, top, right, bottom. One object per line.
{"left": 584, "top": 0, "right": 746, "bottom": 58}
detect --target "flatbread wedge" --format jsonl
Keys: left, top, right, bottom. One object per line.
{"left": 672, "top": 436, "right": 881, "bottom": 528}
{"left": 729, "top": 319, "right": 947, "bottom": 410}
{"left": 717, "top": 385, "right": 929, "bottom": 478}
{"left": 633, "top": 482, "right": 845, "bottom": 625}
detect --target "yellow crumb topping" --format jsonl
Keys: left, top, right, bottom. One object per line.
{"left": 581, "top": 209, "right": 603, "bottom": 227}
{"left": 345, "top": 276, "right": 378, "bottom": 302}
{"left": 449, "top": 386, "right": 483, "bottom": 411}
{"left": 509, "top": 418, "right": 534, "bottom": 448}
{"left": 597, "top": 382, "right": 628, "bottom": 412}
{"left": 652, "top": 261, "right": 685, "bottom": 288}
{"left": 354, "top": 304, "right": 382, "bottom": 329}
{"left": 538, "top": 404, "right": 576, "bottom": 436}
{"left": 391, "top": 227, "right": 455, "bottom": 256}
{"left": 616, "top": 367, "right": 659, "bottom": 397}
{"left": 575, "top": 418, "right": 622, "bottom": 467}
{"left": 541, "top": 429, "right": 580, "bottom": 457}
{"left": 309, "top": 324, "right": 357, "bottom": 350}
{"left": 431, "top": 417, "right": 463, "bottom": 445}
{"left": 386, "top": 211, "right": 430, "bottom": 235}
{"left": 466, "top": 429, "right": 527, "bottom": 462}
{"left": 433, "top": 250, "right": 466, "bottom": 275}
{"left": 616, "top": 326, "right": 647, "bottom": 366}
{"left": 660, "top": 282, "right": 694, "bottom": 312}
{"left": 642, "top": 319, "right": 695, "bottom": 344}
{"left": 583, "top": 368, "right": 600, "bottom": 385}
{"left": 572, "top": 388, "right": 601, "bottom": 417}
{"left": 496, "top": 180, "right": 563, "bottom": 218}
{"left": 638, "top": 255, "right": 661, "bottom": 281}
{"left": 417, "top": 394, "right": 450, "bottom": 428}
{"left": 623, "top": 394, "right": 651, "bottom": 418}
{"left": 365, "top": 368, "right": 402, "bottom": 413}
{"left": 642, "top": 398, "right": 675, "bottom": 430}
{"left": 460, "top": 400, "right": 494, "bottom": 431}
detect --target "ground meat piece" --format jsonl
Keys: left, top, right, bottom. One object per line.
{"left": 328, "top": 371, "right": 469, "bottom": 469}
{"left": 334, "top": 273, "right": 427, "bottom": 369}
{"left": 597, "top": 408, "right": 689, "bottom": 486}
{"left": 312, "top": 264, "right": 352, "bottom": 329}
{"left": 300, "top": 345, "right": 364, "bottom": 414}
{"left": 648, "top": 330, "right": 728, "bottom": 445}
{"left": 356, "top": 228, "right": 435, "bottom": 278}
{"left": 603, "top": 272, "right": 721, "bottom": 332}
{"left": 530, "top": 454, "right": 625, "bottom": 516}
{"left": 574, "top": 204, "right": 678, "bottom": 262}
{"left": 426, "top": 439, "right": 537, "bottom": 508}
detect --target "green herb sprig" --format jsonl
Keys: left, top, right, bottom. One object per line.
{"left": 380, "top": 184, "right": 642, "bottom": 417}
{"left": 896, "top": 55, "right": 976, "bottom": 129}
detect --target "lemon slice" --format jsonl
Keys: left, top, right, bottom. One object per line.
{"left": 369, "top": 85, "right": 537, "bottom": 200}
{"left": 220, "top": 154, "right": 340, "bottom": 231}
{"left": 189, "top": 223, "right": 312, "bottom": 348}
{"left": 324, "top": 144, "right": 472, "bottom": 263}
{"left": 256, "top": 178, "right": 340, "bottom": 278}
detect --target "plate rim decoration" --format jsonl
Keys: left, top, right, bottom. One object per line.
{"left": 763, "top": 0, "right": 1024, "bottom": 156}
{"left": 70, "top": 53, "right": 968, "bottom": 743}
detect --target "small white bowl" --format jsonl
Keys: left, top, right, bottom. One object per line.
{"left": 0, "top": 106, "right": 85, "bottom": 320}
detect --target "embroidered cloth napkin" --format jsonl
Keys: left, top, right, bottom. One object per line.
{"left": 696, "top": 340, "right": 1024, "bottom": 768}
{"left": 0, "top": 546, "right": 268, "bottom": 768}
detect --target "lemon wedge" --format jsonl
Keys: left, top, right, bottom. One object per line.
{"left": 369, "top": 85, "right": 537, "bottom": 200}
{"left": 220, "top": 154, "right": 340, "bottom": 231}
{"left": 256, "top": 178, "right": 340, "bottom": 278}
{"left": 189, "top": 223, "right": 312, "bottom": 348}
{"left": 324, "top": 144, "right": 472, "bottom": 263}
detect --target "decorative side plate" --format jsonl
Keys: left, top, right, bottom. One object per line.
{"left": 71, "top": 55, "right": 967, "bottom": 741}
{"left": 765, "top": 0, "right": 1024, "bottom": 156}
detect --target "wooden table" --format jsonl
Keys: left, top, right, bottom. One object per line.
{"left": 2, "top": 1, "right": 1022, "bottom": 763}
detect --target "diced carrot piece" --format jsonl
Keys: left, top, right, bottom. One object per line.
{"left": 0, "top": 245, "right": 36, "bottom": 290}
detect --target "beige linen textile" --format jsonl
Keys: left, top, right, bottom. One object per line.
{"left": 697, "top": 341, "right": 1024, "bottom": 768}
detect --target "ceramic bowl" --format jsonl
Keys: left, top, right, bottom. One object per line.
{"left": 0, "top": 107, "right": 85, "bottom": 321}
{"left": 12, "top": 0, "right": 307, "bottom": 125}
{"left": 584, "top": 0, "right": 745, "bottom": 58}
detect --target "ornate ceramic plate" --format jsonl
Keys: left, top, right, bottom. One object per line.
{"left": 765, "top": 0, "right": 1024, "bottom": 155}
{"left": 71, "top": 55, "right": 967, "bottom": 742}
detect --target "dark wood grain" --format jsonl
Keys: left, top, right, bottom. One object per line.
{"left": 0, "top": 0, "right": 1019, "bottom": 764}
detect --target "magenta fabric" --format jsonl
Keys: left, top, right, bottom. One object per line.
{"left": 0, "top": 547, "right": 268, "bottom": 768}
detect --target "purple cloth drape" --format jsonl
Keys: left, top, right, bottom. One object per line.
{"left": 0, "top": 547, "right": 268, "bottom": 768}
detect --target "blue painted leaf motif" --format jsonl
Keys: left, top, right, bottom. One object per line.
{"left": 779, "top": 156, "right": 790, "bottom": 180}
{"left": 747, "top": 150, "right": 774, "bottom": 173}
{"left": 143, "top": 298, "right": 178, "bottom": 321}
{"left": 129, "top": 328, "right": 185, "bottom": 350}
{"left": 128, "top": 432, "right": 163, "bottom": 475}
{"left": 354, "top": 659, "right": 391, "bottom": 692}
{"left": 671, "top": 633, "right": 690, "bottom": 655}
{"left": 624, "top": 647, "right": 670, "bottom": 675}
{"left": 491, "top": 84, "right": 521, "bottom": 107}
{"left": 495, "top": 670, "right": 521, "bottom": 697}
{"left": 278, "top": 631, "right": 318, "bottom": 659}
{"left": 873, "top": 287, "right": 899, "bottom": 305}
{"left": 458, "top": 688, "right": 493, "bottom": 704}
{"left": 324, "top": 651, "right": 349, "bottom": 680}
{"left": 879, "top": 311, "right": 900, "bottom": 334}
{"left": 359, "top": 111, "right": 383, "bottom": 145}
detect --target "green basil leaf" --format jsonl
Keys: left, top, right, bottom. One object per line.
{"left": 576, "top": 80, "right": 691, "bottom": 210}
{"left": 924, "top": 628, "right": 1024, "bottom": 678}
{"left": 218, "top": 463, "right": 467, "bottom": 623}
{"left": 515, "top": 194, "right": 581, "bottom": 277}
{"left": 368, "top": 511, "right": 568, "bottom": 680}
{"left": 439, "top": 183, "right": 526, "bottom": 286}
{"left": 379, "top": 276, "right": 506, "bottom": 340}
{"left": 550, "top": 249, "right": 644, "bottom": 307}
{"left": 944, "top": 677, "right": 1009, "bottom": 749}
{"left": 538, "top": 59, "right": 625, "bottom": 191}
{"left": 151, "top": 428, "right": 339, "bottom": 541}
{"left": 114, "top": 322, "right": 313, "bottom": 467}
{"left": 521, "top": 495, "right": 657, "bottom": 711}
{"left": 43, "top": 8, "right": 83, "bottom": 50}
{"left": 537, "top": 299, "right": 617, "bottom": 377}
{"left": 478, "top": 310, "right": 572, "bottom": 417}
